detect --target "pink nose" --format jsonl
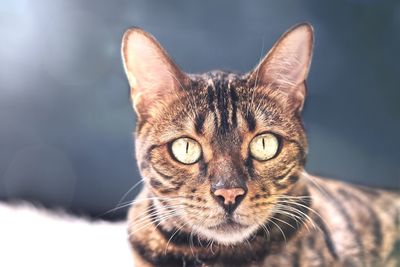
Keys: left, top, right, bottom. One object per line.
{"left": 213, "top": 188, "right": 246, "bottom": 205}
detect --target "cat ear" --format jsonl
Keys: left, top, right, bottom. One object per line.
{"left": 250, "top": 23, "right": 314, "bottom": 112}
{"left": 121, "top": 27, "right": 188, "bottom": 120}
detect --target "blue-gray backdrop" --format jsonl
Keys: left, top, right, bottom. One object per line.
{"left": 0, "top": 0, "right": 399, "bottom": 220}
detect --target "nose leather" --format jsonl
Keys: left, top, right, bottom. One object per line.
{"left": 213, "top": 188, "right": 245, "bottom": 205}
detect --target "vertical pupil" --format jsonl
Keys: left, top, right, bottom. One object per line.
{"left": 262, "top": 137, "right": 265, "bottom": 149}
{"left": 186, "top": 141, "right": 189, "bottom": 153}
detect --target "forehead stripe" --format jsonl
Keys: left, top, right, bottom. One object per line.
{"left": 215, "top": 80, "right": 230, "bottom": 134}
{"left": 244, "top": 111, "right": 256, "bottom": 132}
{"left": 229, "top": 86, "right": 238, "bottom": 128}
{"left": 194, "top": 112, "right": 206, "bottom": 135}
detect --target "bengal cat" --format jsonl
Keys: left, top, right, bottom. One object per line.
{"left": 121, "top": 23, "right": 400, "bottom": 267}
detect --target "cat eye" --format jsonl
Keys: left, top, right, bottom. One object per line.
{"left": 170, "top": 137, "right": 202, "bottom": 164}
{"left": 249, "top": 133, "right": 279, "bottom": 161}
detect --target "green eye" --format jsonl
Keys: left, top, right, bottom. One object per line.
{"left": 249, "top": 133, "right": 279, "bottom": 161}
{"left": 170, "top": 137, "right": 202, "bottom": 164}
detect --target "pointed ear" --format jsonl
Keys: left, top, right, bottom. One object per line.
{"left": 121, "top": 27, "right": 188, "bottom": 120}
{"left": 250, "top": 23, "right": 314, "bottom": 112}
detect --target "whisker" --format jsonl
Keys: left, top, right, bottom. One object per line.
{"left": 275, "top": 195, "right": 313, "bottom": 200}
{"left": 259, "top": 222, "right": 271, "bottom": 240}
{"left": 277, "top": 204, "right": 317, "bottom": 229}
{"left": 276, "top": 199, "right": 325, "bottom": 223}
{"left": 129, "top": 211, "right": 178, "bottom": 230}
{"left": 128, "top": 204, "right": 185, "bottom": 227}
{"left": 300, "top": 170, "right": 330, "bottom": 199}
{"left": 129, "top": 210, "right": 184, "bottom": 236}
{"left": 274, "top": 204, "right": 320, "bottom": 233}
{"left": 101, "top": 196, "right": 186, "bottom": 215}
{"left": 113, "top": 178, "right": 144, "bottom": 214}
{"left": 264, "top": 224, "right": 271, "bottom": 240}
{"left": 129, "top": 204, "right": 186, "bottom": 223}
{"left": 269, "top": 215, "right": 296, "bottom": 229}
{"left": 164, "top": 221, "right": 191, "bottom": 255}
{"left": 271, "top": 208, "right": 307, "bottom": 231}
{"left": 266, "top": 217, "right": 287, "bottom": 242}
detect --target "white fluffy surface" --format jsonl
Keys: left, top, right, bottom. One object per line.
{"left": 0, "top": 203, "right": 134, "bottom": 267}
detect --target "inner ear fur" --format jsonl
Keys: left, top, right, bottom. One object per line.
{"left": 121, "top": 27, "right": 189, "bottom": 121}
{"left": 249, "top": 23, "right": 314, "bottom": 112}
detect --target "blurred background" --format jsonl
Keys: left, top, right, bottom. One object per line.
{"left": 0, "top": 0, "right": 399, "bottom": 220}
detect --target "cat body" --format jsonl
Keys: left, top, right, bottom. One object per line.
{"left": 121, "top": 24, "right": 400, "bottom": 266}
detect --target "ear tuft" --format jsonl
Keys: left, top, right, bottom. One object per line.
{"left": 250, "top": 23, "right": 314, "bottom": 112}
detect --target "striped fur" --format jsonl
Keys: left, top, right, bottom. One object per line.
{"left": 122, "top": 24, "right": 400, "bottom": 266}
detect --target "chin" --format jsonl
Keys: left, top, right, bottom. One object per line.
{"left": 193, "top": 220, "right": 261, "bottom": 245}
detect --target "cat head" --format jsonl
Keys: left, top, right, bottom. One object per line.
{"left": 122, "top": 23, "right": 313, "bottom": 245}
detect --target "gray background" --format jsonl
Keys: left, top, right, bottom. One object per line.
{"left": 0, "top": 0, "right": 399, "bottom": 220}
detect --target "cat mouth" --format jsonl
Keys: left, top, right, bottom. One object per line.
{"left": 208, "top": 218, "right": 249, "bottom": 232}
{"left": 196, "top": 217, "right": 259, "bottom": 244}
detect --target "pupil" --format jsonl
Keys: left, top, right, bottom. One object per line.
{"left": 262, "top": 138, "right": 265, "bottom": 149}
{"left": 186, "top": 142, "right": 189, "bottom": 153}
